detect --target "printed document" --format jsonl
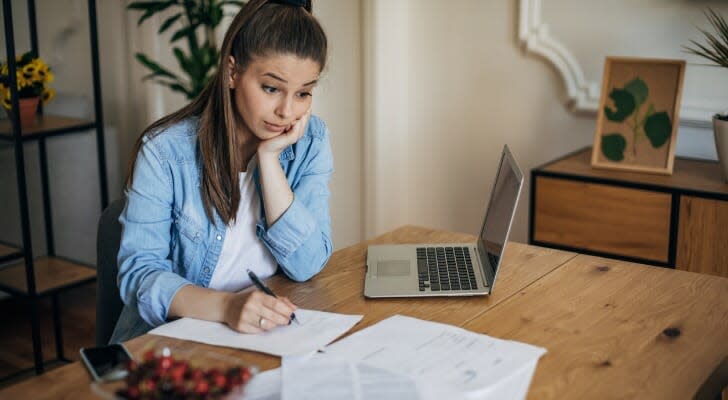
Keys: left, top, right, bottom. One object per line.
{"left": 149, "top": 309, "right": 362, "bottom": 356}
{"left": 280, "top": 353, "right": 424, "bottom": 400}
{"left": 321, "top": 315, "right": 546, "bottom": 397}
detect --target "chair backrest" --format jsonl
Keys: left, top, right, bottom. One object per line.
{"left": 95, "top": 198, "right": 126, "bottom": 346}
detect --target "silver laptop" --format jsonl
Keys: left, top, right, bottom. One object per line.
{"left": 365, "top": 145, "right": 523, "bottom": 298}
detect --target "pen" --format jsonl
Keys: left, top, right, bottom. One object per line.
{"left": 247, "top": 269, "right": 299, "bottom": 325}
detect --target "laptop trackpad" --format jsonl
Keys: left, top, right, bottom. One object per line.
{"left": 377, "top": 260, "right": 411, "bottom": 276}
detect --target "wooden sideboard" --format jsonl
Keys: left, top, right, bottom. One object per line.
{"left": 530, "top": 147, "right": 728, "bottom": 278}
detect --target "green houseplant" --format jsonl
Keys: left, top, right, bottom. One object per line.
{"left": 128, "top": 0, "right": 244, "bottom": 100}
{"left": 684, "top": 8, "right": 728, "bottom": 181}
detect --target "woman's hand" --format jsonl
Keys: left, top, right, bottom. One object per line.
{"left": 257, "top": 108, "right": 311, "bottom": 158}
{"left": 223, "top": 290, "right": 298, "bottom": 333}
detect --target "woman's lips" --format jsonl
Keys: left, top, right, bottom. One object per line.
{"left": 264, "top": 121, "right": 287, "bottom": 132}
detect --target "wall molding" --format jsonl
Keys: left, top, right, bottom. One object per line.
{"left": 518, "top": 0, "right": 716, "bottom": 128}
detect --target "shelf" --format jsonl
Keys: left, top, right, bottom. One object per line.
{"left": 0, "top": 244, "right": 22, "bottom": 264}
{"left": 0, "top": 114, "right": 96, "bottom": 142}
{"left": 0, "top": 256, "right": 96, "bottom": 296}
{"left": 540, "top": 147, "right": 728, "bottom": 199}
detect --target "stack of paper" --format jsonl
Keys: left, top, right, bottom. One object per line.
{"left": 235, "top": 315, "right": 546, "bottom": 400}
{"left": 321, "top": 315, "right": 546, "bottom": 399}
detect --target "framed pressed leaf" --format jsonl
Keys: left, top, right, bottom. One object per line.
{"left": 591, "top": 57, "right": 686, "bottom": 175}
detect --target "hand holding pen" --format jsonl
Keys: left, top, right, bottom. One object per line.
{"left": 247, "top": 269, "right": 300, "bottom": 325}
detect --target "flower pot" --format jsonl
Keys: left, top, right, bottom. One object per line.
{"left": 4, "top": 97, "right": 40, "bottom": 128}
{"left": 714, "top": 114, "right": 728, "bottom": 182}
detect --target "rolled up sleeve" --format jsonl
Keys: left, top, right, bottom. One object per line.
{"left": 117, "top": 137, "right": 192, "bottom": 327}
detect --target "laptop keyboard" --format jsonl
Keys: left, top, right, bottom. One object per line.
{"left": 416, "top": 246, "right": 477, "bottom": 291}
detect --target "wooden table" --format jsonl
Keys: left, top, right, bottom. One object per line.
{"left": 2, "top": 226, "right": 726, "bottom": 399}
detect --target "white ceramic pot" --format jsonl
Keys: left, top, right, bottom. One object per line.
{"left": 715, "top": 114, "right": 728, "bottom": 182}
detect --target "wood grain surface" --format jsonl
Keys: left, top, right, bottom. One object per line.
{"left": 677, "top": 196, "right": 728, "bottom": 278}
{"left": 464, "top": 254, "right": 728, "bottom": 399}
{"left": 534, "top": 177, "right": 671, "bottom": 262}
{"left": 1, "top": 226, "right": 724, "bottom": 399}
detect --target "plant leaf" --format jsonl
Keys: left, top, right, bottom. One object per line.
{"left": 159, "top": 13, "right": 183, "bottom": 34}
{"left": 171, "top": 24, "right": 197, "bottom": 42}
{"left": 604, "top": 89, "right": 636, "bottom": 122}
{"left": 172, "top": 47, "right": 192, "bottom": 76}
{"left": 684, "top": 8, "right": 728, "bottom": 68}
{"left": 624, "top": 78, "right": 648, "bottom": 107}
{"left": 134, "top": 53, "right": 178, "bottom": 80}
{"left": 601, "top": 134, "right": 627, "bottom": 161}
{"left": 644, "top": 112, "right": 672, "bottom": 148}
{"left": 127, "top": 1, "right": 169, "bottom": 11}
{"left": 130, "top": 1, "right": 178, "bottom": 26}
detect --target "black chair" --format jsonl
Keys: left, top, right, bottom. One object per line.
{"left": 95, "top": 199, "right": 126, "bottom": 346}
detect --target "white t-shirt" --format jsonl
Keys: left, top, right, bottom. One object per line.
{"left": 208, "top": 157, "right": 277, "bottom": 292}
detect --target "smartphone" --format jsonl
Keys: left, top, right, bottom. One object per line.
{"left": 79, "top": 344, "right": 133, "bottom": 382}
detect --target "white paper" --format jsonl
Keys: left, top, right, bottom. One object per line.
{"left": 281, "top": 353, "right": 424, "bottom": 400}
{"left": 149, "top": 309, "right": 362, "bottom": 356}
{"left": 321, "top": 315, "right": 546, "bottom": 398}
{"left": 229, "top": 368, "right": 281, "bottom": 400}
{"left": 464, "top": 359, "right": 539, "bottom": 400}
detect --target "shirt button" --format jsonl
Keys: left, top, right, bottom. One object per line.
{"left": 203, "top": 267, "right": 210, "bottom": 274}
{"left": 216, "top": 234, "right": 222, "bottom": 241}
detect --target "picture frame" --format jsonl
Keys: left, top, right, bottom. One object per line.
{"left": 591, "top": 57, "right": 686, "bottom": 175}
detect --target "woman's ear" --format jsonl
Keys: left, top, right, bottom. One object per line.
{"left": 228, "top": 56, "right": 237, "bottom": 89}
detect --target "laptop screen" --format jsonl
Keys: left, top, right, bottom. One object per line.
{"left": 478, "top": 147, "right": 523, "bottom": 285}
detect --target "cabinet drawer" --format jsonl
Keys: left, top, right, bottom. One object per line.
{"left": 534, "top": 177, "right": 671, "bottom": 262}
{"left": 677, "top": 196, "right": 728, "bottom": 277}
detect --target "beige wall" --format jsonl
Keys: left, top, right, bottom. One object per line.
{"left": 2, "top": 0, "right": 726, "bottom": 264}
{"left": 363, "top": 0, "right": 727, "bottom": 243}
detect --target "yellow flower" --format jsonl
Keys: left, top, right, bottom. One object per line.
{"left": 1, "top": 89, "right": 11, "bottom": 110}
{"left": 16, "top": 71, "right": 29, "bottom": 88}
{"left": 44, "top": 69, "right": 54, "bottom": 84}
{"left": 21, "top": 64, "right": 36, "bottom": 85}
{"left": 41, "top": 87, "right": 55, "bottom": 104}
{"left": 0, "top": 63, "right": 7, "bottom": 75}
{"left": 22, "top": 64, "right": 37, "bottom": 80}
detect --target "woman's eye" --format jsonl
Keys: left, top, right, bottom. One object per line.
{"left": 262, "top": 85, "right": 278, "bottom": 94}
{"left": 297, "top": 91, "right": 312, "bottom": 99}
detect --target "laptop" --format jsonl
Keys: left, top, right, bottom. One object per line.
{"left": 364, "top": 145, "right": 524, "bottom": 298}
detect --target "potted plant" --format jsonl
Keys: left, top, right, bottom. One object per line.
{"left": 127, "top": 0, "right": 244, "bottom": 100}
{"left": 684, "top": 9, "right": 728, "bottom": 181}
{"left": 0, "top": 51, "right": 56, "bottom": 127}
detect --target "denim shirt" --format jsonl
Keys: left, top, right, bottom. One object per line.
{"left": 110, "top": 115, "right": 333, "bottom": 343}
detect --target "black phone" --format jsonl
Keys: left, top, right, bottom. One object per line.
{"left": 79, "top": 344, "right": 133, "bottom": 382}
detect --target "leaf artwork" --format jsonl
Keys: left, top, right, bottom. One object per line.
{"left": 601, "top": 77, "right": 672, "bottom": 162}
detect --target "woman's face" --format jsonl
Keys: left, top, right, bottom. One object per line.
{"left": 230, "top": 54, "right": 320, "bottom": 142}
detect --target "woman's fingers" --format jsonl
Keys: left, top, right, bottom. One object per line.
{"left": 256, "top": 302, "right": 291, "bottom": 326}
{"left": 251, "top": 291, "right": 296, "bottom": 326}
{"left": 280, "top": 296, "right": 297, "bottom": 310}
{"left": 226, "top": 291, "right": 300, "bottom": 333}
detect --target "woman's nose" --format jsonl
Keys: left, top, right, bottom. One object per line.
{"left": 275, "top": 96, "right": 294, "bottom": 119}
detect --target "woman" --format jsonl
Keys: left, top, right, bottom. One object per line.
{"left": 110, "top": 0, "right": 332, "bottom": 343}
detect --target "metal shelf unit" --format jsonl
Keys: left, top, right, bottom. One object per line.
{"left": 1, "top": 0, "right": 108, "bottom": 379}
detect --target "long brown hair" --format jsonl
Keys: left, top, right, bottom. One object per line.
{"left": 125, "top": 0, "right": 327, "bottom": 224}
